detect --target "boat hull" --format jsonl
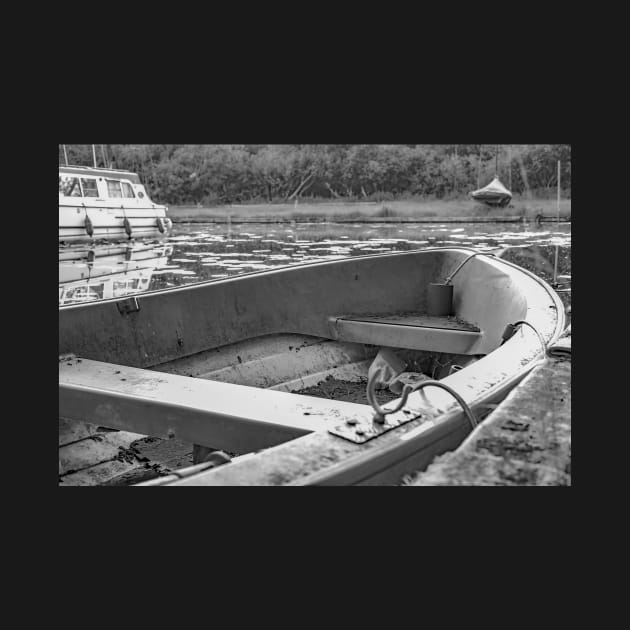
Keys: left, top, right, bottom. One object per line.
{"left": 470, "top": 191, "right": 512, "bottom": 207}
{"left": 59, "top": 203, "right": 172, "bottom": 242}
{"left": 58, "top": 248, "right": 565, "bottom": 485}
{"left": 470, "top": 176, "right": 513, "bottom": 207}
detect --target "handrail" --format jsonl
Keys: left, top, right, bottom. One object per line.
{"left": 444, "top": 251, "right": 491, "bottom": 285}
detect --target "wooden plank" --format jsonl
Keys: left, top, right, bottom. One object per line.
{"left": 59, "top": 358, "right": 376, "bottom": 454}
{"left": 59, "top": 458, "right": 147, "bottom": 486}
{"left": 59, "top": 436, "right": 195, "bottom": 486}
{"left": 59, "top": 418, "right": 100, "bottom": 446}
{"left": 59, "top": 430, "right": 145, "bottom": 476}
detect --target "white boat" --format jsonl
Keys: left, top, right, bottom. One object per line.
{"left": 59, "top": 165, "right": 173, "bottom": 242}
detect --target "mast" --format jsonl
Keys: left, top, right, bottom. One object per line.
{"left": 92, "top": 145, "right": 97, "bottom": 167}
{"left": 63, "top": 144, "right": 68, "bottom": 165}
{"left": 556, "top": 159, "right": 561, "bottom": 222}
{"left": 553, "top": 160, "right": 561, "bottom": 284}
{"left": 476, "top": 145, "right": 481, "bottom": 188}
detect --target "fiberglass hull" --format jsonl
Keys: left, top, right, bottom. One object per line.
{"left": 58, "top": 247, "right": 564, "bottom": 485}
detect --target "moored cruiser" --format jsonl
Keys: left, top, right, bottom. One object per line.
{"left": 59, "top": 165, "right": 172, "bottom": 242}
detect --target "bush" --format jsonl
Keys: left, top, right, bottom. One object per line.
{"left": 61, "top": 144, "right": 571, "bottom": 206}
{"left": 368, "top": 191, "right": 396, "bottom": 202}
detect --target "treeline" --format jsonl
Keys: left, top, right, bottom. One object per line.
{"left": 59, "top": 144, "right": 571, "bottom": 206}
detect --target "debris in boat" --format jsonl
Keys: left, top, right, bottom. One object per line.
{"left": 295, "top": 375, "right": 401, "bottom": 405}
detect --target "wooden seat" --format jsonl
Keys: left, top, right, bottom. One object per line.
{"left": 59, "top": 357, "right": 374, "bottom": 454}
{"left": 328, "top": 313, "right": 483, "bottom": 354}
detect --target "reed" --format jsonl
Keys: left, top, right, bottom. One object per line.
{"left": 168, "top": 198, "right": 571, "bottom": 223}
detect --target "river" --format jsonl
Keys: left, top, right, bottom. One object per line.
{"left": 59, "top": 220, "right": 571, "bottom": 321}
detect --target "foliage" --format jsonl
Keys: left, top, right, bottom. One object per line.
{"left": 59, "top": 144, "right": 571, "bottom": 206}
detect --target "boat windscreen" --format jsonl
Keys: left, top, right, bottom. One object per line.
{"left": 59, "top": 175, "right": 81, "bottom": 197}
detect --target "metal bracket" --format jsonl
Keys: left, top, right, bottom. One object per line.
{"left": 117, "top": 296, "right": 140, "bottom": 315}
{"left": 328, "top": 411, "right": 420, "bottom": 444}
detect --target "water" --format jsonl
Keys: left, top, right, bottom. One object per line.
{"left": 58, "top": 220, "right": 571, "bottom": 319}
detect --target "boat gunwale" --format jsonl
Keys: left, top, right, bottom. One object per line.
{"left": 57, "top": 246, "right": 557, "bottom": 313}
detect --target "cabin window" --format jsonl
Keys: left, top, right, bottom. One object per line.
{"left": 81, "top": 178, "right": 98, "bottom": 197}
{"left": 121, "top": 182, "right": 135, "bottom": 198}
{"left": 106, "top": 180, "right": 123, "bottom": 198}
{"left": 59, "top": 175, "right": 82, "bottom": 197}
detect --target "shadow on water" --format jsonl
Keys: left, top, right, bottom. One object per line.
{"left": 59, "top": 220, "right": 571, "bottom": 318}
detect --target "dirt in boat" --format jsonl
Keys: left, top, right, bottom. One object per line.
{"left": 294, "top": 374, "right": 401, "bottom": 405}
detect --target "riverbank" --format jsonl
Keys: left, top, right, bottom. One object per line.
{"left": 167, "top": 198, "right": 571, "bottom": 224}
{"left": 405, "top": 329, "right": 571, "bottom": 486}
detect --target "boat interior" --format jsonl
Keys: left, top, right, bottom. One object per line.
{"left": 59, "top": 248, "right": 563, "bottom": 483}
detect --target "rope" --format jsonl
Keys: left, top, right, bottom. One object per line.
{"left": 502, "top": 320, "right": 547, "bottom": 355}
{"left": 366, "top": 374, "right": 477, "bottom": 429}
{"left": 366, "top": 369, "right": 413, "bottom": 423}
{"left": 411, "top": 380, "right": 478, "bottom": 429}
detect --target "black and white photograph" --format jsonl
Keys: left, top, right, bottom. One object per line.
{"left": 58, "top": 144, "right": 571, "bottom": 487}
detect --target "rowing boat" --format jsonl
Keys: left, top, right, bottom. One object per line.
{"left": 58, "top": 247, "right": 564, "bottom": 485}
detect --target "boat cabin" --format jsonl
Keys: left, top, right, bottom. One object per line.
{"left": 58, "top": 165, "right": 170, "bottom": 242}
{"left": 59, "top": 166, "right": 155, "bottom": 206}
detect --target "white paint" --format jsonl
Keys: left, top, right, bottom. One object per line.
{"left": 400, "top": 421, "right": 435, "bottom": 440}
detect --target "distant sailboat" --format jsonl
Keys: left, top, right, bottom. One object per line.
{"left": 470, "top": 176, "right": 512, "bottom": 207}
{"left": 471, "top": 145, "right": 513, "bottom": 207}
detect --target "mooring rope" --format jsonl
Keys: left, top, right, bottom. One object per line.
{"left": 501, "top": 320, "right": 547, "bottom": 356}
{"left": 367, "top": 374, "right": 477, "bottom": 429}
{"left": 410, "top": 380, "right": 478, "bottom": 429}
